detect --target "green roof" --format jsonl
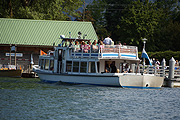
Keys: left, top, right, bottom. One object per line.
{"left": 0, "top": 18, "right": 98, "bottom": 46}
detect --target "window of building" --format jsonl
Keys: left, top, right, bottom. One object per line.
{"left": 73, "top": 61, "right": 79, "bottom": 72}
{"left": 66, "top": 61, "right": 72, "bottom": 72}
{"left": 80, "top": 62, "right": 87, "bottom": 73}
{"left": 45, "top": 59, "right": 49, "bottom": 70}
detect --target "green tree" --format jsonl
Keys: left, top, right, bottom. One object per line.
{"left": 0, "top": 0, "right": 83, "bottom": 20}
{"left": 157, "top": 20, "right": 180, "bottom": 51}
{"left": 86, "top": 0, "right": 108, "bottom": 40}
{"left": 153, "top": 0, "right": 180, "bottom": 51}
{"left": 118, "top": 0, "right": 167, "bottom": 51}
{"left": 104, "top": 0, "right": 132, "bottom": 42}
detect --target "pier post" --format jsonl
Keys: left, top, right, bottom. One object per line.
{"left": 168, "top": 57, "right": 175, "bottom": 88}
{"left": 169, "top": 57, "right": 175, "bottom": 79}
{"left": 161, "top": 58, "right": 166, "bottom": 77}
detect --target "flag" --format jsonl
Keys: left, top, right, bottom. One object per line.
{"left": 141, "top": 48, "right": 152, "bottom": 66}
{"left": 40, "top": 50, "right": 47, "bottom": 55}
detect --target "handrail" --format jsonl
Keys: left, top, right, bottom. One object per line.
{"left": 139, "top": 64, "right": 180, "bottom": 78}
{"left": 71, "top": 45, "right": 138, "bottom": 58}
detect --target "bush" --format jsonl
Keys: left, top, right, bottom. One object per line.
{"left": 138, "top": 51, "right": 180, "bottom": 65}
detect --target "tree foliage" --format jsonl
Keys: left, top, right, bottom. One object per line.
{"left": 1, "top": 0, "right": 180, "bottom": 51}
{"left": 0, "top": 0, "right": 83, "bottom": 20}
{"left": 86, "top": 0, "right": 108, "bottom": 40}
{"left": 119, "top": 0, "right": 168, "bottom": 51}
{"left": 86, "top": 0, "right": 180, "bottom": 51}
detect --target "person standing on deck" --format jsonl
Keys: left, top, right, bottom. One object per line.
{"left": 103, "top": 36, "right": 113, "bottom": 45}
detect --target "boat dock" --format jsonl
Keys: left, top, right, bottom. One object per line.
{"left": 139, "top": 57, "right": 180, "bottom": 88}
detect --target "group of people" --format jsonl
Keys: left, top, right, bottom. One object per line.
{"left": 74, "top": 40, "right": 99, "bottom": 53}
{"left": 74, "top": 36, "right": 115, "bottom": 53}
{"left": 105, "top": 62, "right": 131, "bottom": 73}
{"left": 105, "top": 61, "right": 117, "bottom": 73}
{"left": 61, "top": 36, "right": 116, "bottom": 53}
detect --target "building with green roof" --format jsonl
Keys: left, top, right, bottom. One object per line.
{"left": 0, "top": 18, "right": 98, "bottom": 75}
{"left": 0, "top": 18, "right": 98, "bottom": 46}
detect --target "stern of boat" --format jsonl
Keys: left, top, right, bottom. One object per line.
{"left": 119, "top": 74, "right": 164, "bottom": 89}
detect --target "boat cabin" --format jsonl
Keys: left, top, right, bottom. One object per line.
{"left": 38, "top": 38, "right": 140, "bottom": 75}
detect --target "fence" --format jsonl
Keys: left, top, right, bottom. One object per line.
{"left": 139, "top": 57, "right": 180, "bottom": 80}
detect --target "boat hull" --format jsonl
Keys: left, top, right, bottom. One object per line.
{"left": 37, "top": 73, "right": 120, "bottom": 87}
{"left": 0, "top": 69, "right": 22, "bottom": 77}
{"left": 119, "top": 74, "right": 164, "bottom": 89}
{"left": 36, "top": 71, "right": 164, "bottom": 89}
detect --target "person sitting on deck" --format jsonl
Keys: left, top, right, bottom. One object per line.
{"left": 74, "top": 41, "right": 80, "bottom": 52}
{"left": 110, "top": 61, "right": 117, "bottom": 73}
{"left": 124, "top": 63, "right": 130, "bottom": 73}
{"left": 87, "top": 41, "right": 92, "bottom": 52}
{"left": 81, "top": 41, "right": 88, "bottom": 53}
{"left": 91, "top": 40, "right": 99, "bottom": 53}
{"left": 99, "top": 40, "right": 105, "bottom": 53}
{"left": 105, "top": 63, "right": 111, "bottom": 73}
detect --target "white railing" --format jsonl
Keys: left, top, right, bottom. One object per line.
{"left": 139, "top": 64, "right": 180, "bottom": 78}
{"left": 70, "top": 45, "right": 138, "bottom": 59}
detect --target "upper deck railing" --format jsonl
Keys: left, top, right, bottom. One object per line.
{"left": 70, "top": 45, "right": 138, "bottom": 59}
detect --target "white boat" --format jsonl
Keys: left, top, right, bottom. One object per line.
{"left": 33, "top": 38, "right": 164, "bottom": 89}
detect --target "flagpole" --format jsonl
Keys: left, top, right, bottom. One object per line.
{"left": 142, "top": 38, "right": 147, "bottom": 74}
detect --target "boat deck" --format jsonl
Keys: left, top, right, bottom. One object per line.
{"left": 69, "top": 45, "right": 139, "bottom": 60}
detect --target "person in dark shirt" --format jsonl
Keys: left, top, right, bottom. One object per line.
{"left": 110, "top": 61, "right": 117, "bottom": 73}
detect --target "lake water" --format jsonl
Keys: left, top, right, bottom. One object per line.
{"left": 0, "top": 77, "right": 180, "bottom": 120}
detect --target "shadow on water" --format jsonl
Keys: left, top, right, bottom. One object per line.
{"left": 0, "top": 77, "right": 64, "bottom": 89}
{"left": 0, "top": 77, "right": 109, "bottom": 90}
{"left": 0, "top": 77, "right": 164, "bottom": 90}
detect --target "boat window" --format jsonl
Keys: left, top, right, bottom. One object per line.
{"left": 97, "top": 62, "right": 99, "bottom": 73}
{"left": 50, "top": 60, "right": 54, "bottom": 71}
{"left": 45, "top": 59, "right": 49, "bottom": 70}
{"left": 40, "top": 59, "right": 44, "bottom": 69}
{"left": 80, "top": 62, "right": 87, "bottom": 73}
{"left": 73, "top": 61, "right": 79, "bottom": 72}
{"left": 66, "top": 61, "right": 72, "bottom": 72}
{"left": 89, "top": 62, "right": 96, "bottom": 73}
{"left": 58, "top": 50, "right": 62, "bottom": 61}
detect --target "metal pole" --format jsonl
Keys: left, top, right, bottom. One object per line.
{"left": 15, "top": 45, "right": 16, "bottom": 66}
{"left": 143, "top": 43, "right": 145, "bottom": 73}
{"left": 142, "top": 38, "right": 147, "bottom": 74}
{"left": 10, "top": 44, "right": 11, "bottom": 65}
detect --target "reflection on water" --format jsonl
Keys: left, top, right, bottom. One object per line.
{"left": 0, "top": 77, "right": 180, "bottom": 120}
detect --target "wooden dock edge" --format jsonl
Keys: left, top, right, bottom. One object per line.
{"left": 163, "top": 77, "right": 180, "bottom": 88}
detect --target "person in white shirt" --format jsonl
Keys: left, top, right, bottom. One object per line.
{"left": 103, "top": 36, "right": 113, "bottom": 45}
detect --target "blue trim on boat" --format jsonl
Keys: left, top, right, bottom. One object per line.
{"left": 83, "top": 54, "right": 89, "bottom": 56}
{"left": 91, "top": 54, "right": 99, "bottom": 56}
{"left": 41, "top": 80, "right": 161, "bottom": 89}
{"left": 42, "top": 79, "right": 58, "bottom": 83}
{"left": 72, "top": 53, "right": 100, "bottom": 57}
{"left": 41, "top": 79, "right": 120, "bottom": 87}
{"left": 122, "top": 86, "right": 161, "bottom": 89}
{"left": 103, "top": 54, "right": 118, "bottom": 57}
{"left": 75, "top": 54, "right": 81, "bottom": 56}
{"left": 121, "top": 54, "right": 136, "bottom": 57}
